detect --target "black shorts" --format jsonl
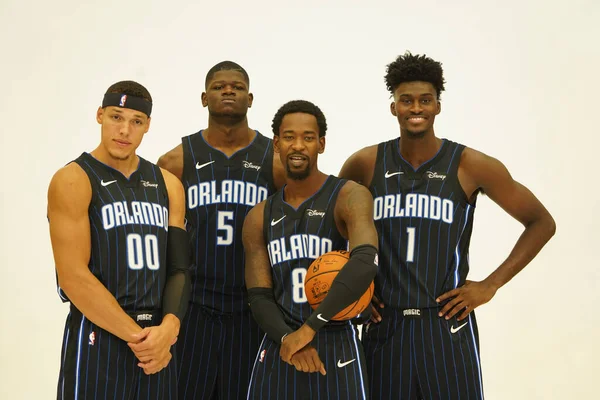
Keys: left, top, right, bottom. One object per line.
{"left": 56, "top": 307, "right": 177, "bottom": 400}
{"left": 362, "top": 307, "right": 484, "bottom": 400}
{"left": 176, "top": 303, "right": 263, "bottom": 399}
{"left": 248, "top": 323, "right": 369, "bottom": 400}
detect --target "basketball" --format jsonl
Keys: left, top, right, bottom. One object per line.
{"left": 304, "top": 250, "right": 374, "bottom": 321}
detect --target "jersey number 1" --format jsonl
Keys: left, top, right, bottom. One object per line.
{"left": 406, "top": 227, "right": 416, "bottom": 262}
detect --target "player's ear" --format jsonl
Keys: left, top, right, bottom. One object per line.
{"left": 273, "top": 135, "right": 280, "bottom": 153}
{"left": 96, "top": 106, "right": 104, "bottom": 124}
{"left": 201, "top": 92, "right": 208, "bottom": 108}
{"left": 436, "top": 100, "right": 441, "bottom": 115}
{"left": 390, "top": 102, "right": 397, "bottom": 117}
{"left": 318, "top": 136, "right": 325, "bottom": 154}
{"left": 248, "top": 92, "right": 254, "bottom": 108}
{"left": 144, "top": 116, "right": 151, "bottom": 134}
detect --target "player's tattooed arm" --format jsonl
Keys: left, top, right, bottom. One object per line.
{"left": 129, "top": 169, "right": 189, "bottom": 375}
{"left": 338, "top": 145, "right": 378, "bottom": 188}
{"left": 157, "top": 143, "right": 184, "bottom": 181}
{"left": 437, "top": 148, "right": 556, "bottom": 320}
{"left": 243, "top": 202, "right": 325, "bottom": 374}
{"left": 299, "top": 182, "right": 380, "bottom": 338}
{"left": 335, "top": 181, "right": 379, "bottom": 250}
{"left": 335, "top": 180, "right": 385, "bottom": 323}
{"left": 48, "top": 163, "right": 143, "bottom": 342}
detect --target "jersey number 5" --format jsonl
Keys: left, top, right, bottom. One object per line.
{"left": 217, "top": 211, "right": 234, "bottom": 245}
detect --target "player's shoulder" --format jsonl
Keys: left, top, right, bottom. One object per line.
{"left": 48, "top": 161, "right": 92, "bottom": 206}
{"left": 346, "top": 144, "right": 379, "bottom": 166}
{"left": 459, "top": 145, "right": 502, "bottom": 170}
{"left": 244, "top": 199, "right": 267, "bottom": 232}
{"left": 157, "top": 143, "right": 184, "bottom": 179}
{"left": 339, "top": 144, "right": 379, "bottom": 187}
{"left": 158, "top": 166, "right": 184, "bottom": 192}
{"left": 251, "top": 129, "right": 275, "bottom": 150}
{"left": 336, "top": 179, "right": 374, "bottom": 207}
{"left": 50, "top": 161, "right": 90, "bottom": 190}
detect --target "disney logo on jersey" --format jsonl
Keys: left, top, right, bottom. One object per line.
{"left": 242, "top": 161, "right": 261, "bottom": 171}
{"left": 306, "top": 209, "right": 325, "bottom": 218}
{"left": 141, "top": 180, "right": 158, "bottom": 188}
{"left": 425, "top": 170, "right": 446, "bottom": 180}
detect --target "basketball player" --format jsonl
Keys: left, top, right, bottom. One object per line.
{"left": 243, "top": 100, "right": 379, "bottom": 399}
{"left": 157, "top": 61, "right": 284, "bottom": 399}
{"left": 339, "top": 52, "right": 556, "bottom": 399}
{"left": 48, "top": 80, "right": 191, "bottom": 399}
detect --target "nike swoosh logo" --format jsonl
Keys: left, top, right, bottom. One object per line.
{"left": 337, "top": 359, "right": 356, "bottom": 368}
{"left": 101, "top": 180, "right": 117, "bottom": 187}
{"left": 317, "top": 313, "right": 328, "bottom": 322}
{"left": 270, "top": 216, "right": 286, "bottom": 226}
{"left": 450, "top": 322, "right": 468, "bottom": 334}
{"left": 385, "top": 171, "right": 404, "bottom": 178}
{"left": 196, "top": 161, "right": 215, "bottom": 170}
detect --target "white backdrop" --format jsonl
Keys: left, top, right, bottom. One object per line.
{"left": 1, "top": 1, "right": 598, "bottom": 399}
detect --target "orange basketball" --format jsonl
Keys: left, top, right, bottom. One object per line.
{"left": 304, "top": 250, "right": 374, "bottom": 321}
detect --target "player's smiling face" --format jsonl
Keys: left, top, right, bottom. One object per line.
{"left": 202, "top": 70, "right": 253, "bottom": 119}
{"left": 391, "top": 81, "right": 441, "bottom": 139}
{"left": 96, "top": 106, "right": 150, "bottom": 161}
{"left": 274, "top": 112, "right": 325, "bottom": 181}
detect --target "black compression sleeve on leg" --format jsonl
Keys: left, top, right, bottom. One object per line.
{"left": 163, "top": 227, "right": 191, "bottom": 322}
{"left": 305, "top": 244, "right": 378, "bottom": 332}
{"left": 248, "top": 287, "right": 294, "bottom": 343}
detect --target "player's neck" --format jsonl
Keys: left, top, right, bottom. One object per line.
{"left": 90, "top": 147, "right": 139, "bottom": 178}
{"left": 398, "top": 132, "right": 442, "bottom": 169}
{"left": 283, "top": 170, "right": 329, "bottom": 208}
{"left": 204, "top": 117, "right": 254, "bottom": 151}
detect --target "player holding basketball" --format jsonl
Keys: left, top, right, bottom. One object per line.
{"left": 339, "top": 52, "right": 556, "bottom": 399}
{"left": 243, "top": 100, "right": 379, "bottom": 399}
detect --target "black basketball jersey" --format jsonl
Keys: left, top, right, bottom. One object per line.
{"left": 263, "top": 175, "right": 349, "bottom": 328}
{"left": 56, "top": 153, "right": 170, "bottom": 311}
{"left": 369, "top": 138, "right": 476, "bottom": 309}
{"left": 181, "top": 130, "right": 276, "bottom": 313}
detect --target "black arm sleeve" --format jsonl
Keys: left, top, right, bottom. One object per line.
{"left": 248, "top": 287, "right": 294, "bottom": 343}
{"left": 305, "top": 244, "right": 378, "bottom": 332}
{"left": 162, "top": 226, "right": 191, "bottom": 322}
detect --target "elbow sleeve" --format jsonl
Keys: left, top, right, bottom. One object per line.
{"left": 162, "top": 226, "right": 192, "bottom": 321}
{"left": 305, "top": 244, "right": 378, "bottom": 331}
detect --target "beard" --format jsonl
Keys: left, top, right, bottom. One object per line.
{"left": 209, "top": 108, "right": 247, "bottom": 124}
{"left": 405, "top": 129, "right": 427, "bottom": 139}
{"left": 286, "top": 163, "right": 310, "bottom": 181}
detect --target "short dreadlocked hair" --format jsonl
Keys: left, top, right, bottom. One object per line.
{"left": 272, "top": 100, "right": 327, "bottom": 137}
{"left": 385, "top": 51, "right": 446, "bottom": 99}
{"left": 105, "top": 80, "right": 152, "bottom": 103}
{"left": 205, "top": 61, "right": 249, "bottom": 88}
